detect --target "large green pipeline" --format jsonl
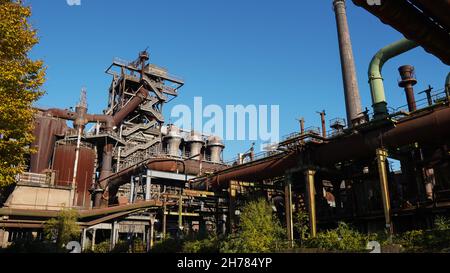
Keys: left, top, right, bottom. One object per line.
{"left": 369, "top": 38, "right": 418, "bottom": 117}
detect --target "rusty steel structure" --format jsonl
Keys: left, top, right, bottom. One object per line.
{"left": 1, "top": 0, "right": 450, "bottom": 250}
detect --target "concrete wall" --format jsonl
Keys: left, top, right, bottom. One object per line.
{"left": 5, "top": 185, "right": 72, "bottom": 211}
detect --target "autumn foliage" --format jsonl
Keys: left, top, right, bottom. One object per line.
{"left": 0, "top": 0, "right": 45, "bottom": 187}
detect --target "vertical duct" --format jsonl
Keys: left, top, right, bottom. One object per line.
{"left": 398, "top": 65, "right": 418, "bottom": 112}
{"left": 333, "top": 0, "right": 363, "bottom": 127}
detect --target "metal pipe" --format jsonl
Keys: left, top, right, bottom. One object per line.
{"left": 145, "top": 169, "right": 151, "bottom": 201}
{"left": 305, "top": 170, "right": 317, "bottom": 238}
{"left": 129, "top": 176, "right": 135, "bottom": 204}
{"left": 398, "top": 65, "right": 418, "bottom": 112}
{"left": 299, "top": 118, "right": 305, "bottom": 134}
{"left": 369, "top": 38, "right": 418, "bottom": 117}
{"left": 318, "top": 111, "right": 327, "bottom": 138}
{"left": 333, "top": 0, "right": 363, "bottom": 127}
{"left": 71, "top": 126, "right": 83, "bottom": 206}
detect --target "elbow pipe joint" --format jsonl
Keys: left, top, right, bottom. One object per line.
{"left": 368, "top": 38, "right": 418, "bottom": 118}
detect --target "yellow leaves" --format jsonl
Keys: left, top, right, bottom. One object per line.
{"left": 0, "top": 1, "right": 37, "bottom": 60}
{"left": 0, "top": 0, "right": 45, "bottom": 188}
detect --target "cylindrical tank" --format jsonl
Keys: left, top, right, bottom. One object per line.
{"left": 186, "top": 131, "right": 205, "bottom": 160}
{"left": 207, "top": 136, "right": 225, "bottom": 163}
{"left": 163, "top": 125, "right": 182, "bottom": 157}
{"left": 30, "top": 114, "right": 68, "bottom": 173}
{"left": 52, "top": 141, "right": 96, "bottom": 208}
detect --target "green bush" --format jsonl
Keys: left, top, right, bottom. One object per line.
{"left": 435, "top": 216, "right": 450, "bottom": 231}
{"left": 6, "top": 240, "right": 56, "bottom": 253}
{"left": 219, "top": 198, "right": 285, "bottom": 253}
{"left": 43, "top": 209, "right": 80, "bottom": 250}
{"left": 182, "top": 237, "right": 220, "bottom": 253}
{"left": 303, "top": 222, "right": 371, "bottom": 252}
{"left": 150, "top": 238, "right": 183, "bottom": 253}
{"left": 92, "top": 240, "right": 111, "bottom": 253}
{"left": 391, "top": 216, "right": 450, "bottom": 253}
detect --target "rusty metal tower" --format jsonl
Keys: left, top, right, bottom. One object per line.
{"left": 105, "top": 51, "right": 184, "bottom": 171}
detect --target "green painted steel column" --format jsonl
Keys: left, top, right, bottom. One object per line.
{"left": 369, "top": 39, "right": 418, "bottom": 117}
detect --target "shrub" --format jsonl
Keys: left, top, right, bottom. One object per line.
{"left": 150, "top": 237, "right": 183, "bottom": 253}
{"left": 182, "top": 237, "right": 219, "bottom": 253}
{"left": 304, "top": 222, "right": 370, "bottom": 252}
{"left": 6, "top": 239, "right": 55, "bottom": 253}
{"left": 43, "top": 209, "right": 81, "bottom": 251}
{"left": 219, "top": 198, "right": 285, "bottom": 253}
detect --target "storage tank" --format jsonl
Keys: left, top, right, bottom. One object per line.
{"left": 207, "top": 136, "right": 225, "bottom": 163}
{"left": 163, "top": 125, "right": 182, "bottom": 157}
{"left": 52, "top": 140, "right": 96, "bottom": 208}
{"left": 186, "top": 131, "right": 205, "bottom": 160}
{"left": 30, "top": 114, "right": 68, "bottom": 173}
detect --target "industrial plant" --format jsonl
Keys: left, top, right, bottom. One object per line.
{"left": 0, "top": 0, "right": 449, "bottom": 253}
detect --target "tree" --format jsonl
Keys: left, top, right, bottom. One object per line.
{"left": 0, "top": 0, "right": 45, "bottom": 187}
{"left": 44, "top": 209, "right": 81, "bottom": 251}
{"left": 220, "top": 198, "right": 285, "bottom": 253}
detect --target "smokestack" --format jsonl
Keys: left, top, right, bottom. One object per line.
{"left": 398, "top": 65, "right": 418, "bottom": 112}
{"left": 333, "top": 0, "right": 363, "bottom": 127}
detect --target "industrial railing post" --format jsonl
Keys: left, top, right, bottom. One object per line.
{"left": 305, "top": 169, "right": 317, "bottom": 238}
{"left": 376, "top": 148, "right": 394, "bottom": 238}
{"left": 284, "top": 175, "right": 294, "bottom": 248}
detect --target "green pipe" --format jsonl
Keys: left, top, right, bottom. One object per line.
{"left": 369, "top": 38, "right": 418, "bottom": 117}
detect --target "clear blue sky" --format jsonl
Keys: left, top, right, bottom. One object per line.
{"left": 27, "top": 0, "right": 449, "bottom": 160}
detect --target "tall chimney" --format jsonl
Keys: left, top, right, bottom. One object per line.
{"left": 333, "top": 0, "right": 363, "bottom": 127}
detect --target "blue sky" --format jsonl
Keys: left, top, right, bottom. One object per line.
{"left": 27, "top": 0, "right": 449, "bottom": 160}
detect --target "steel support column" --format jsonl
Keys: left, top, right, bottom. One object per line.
{"left": 228, "top": 181, "right": 237, "bottom": 234}
{"left": 91, "top": 229, "right": 96, "bottom": 251}
{"left": 376, "top": 148, "right": 393, "bottom": 237}
{"left": 145, "top": 169, "right": 152, "bottom": 201}
{"left": 147, "top": 216, "right": 155, "bottom": 252}
{"left": 162, "top": 198, "right": 167, "bottom": 239}
{"left": 178, "top": 194, "right": 183, "bottom": 231}
{"left": 284, "top": 176, "right": 294, "bottom": 248}
{"left": 305, "top": 169, "right": 317, "bottom": 238}
{"left": 110, "top": 221, "right": 118, "bottom": 251}
{"left": 129, "top": 176, "right": 135, "bottom": 204}
{"left": 81, "top": 228, "right": 87, "bottom": 252}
